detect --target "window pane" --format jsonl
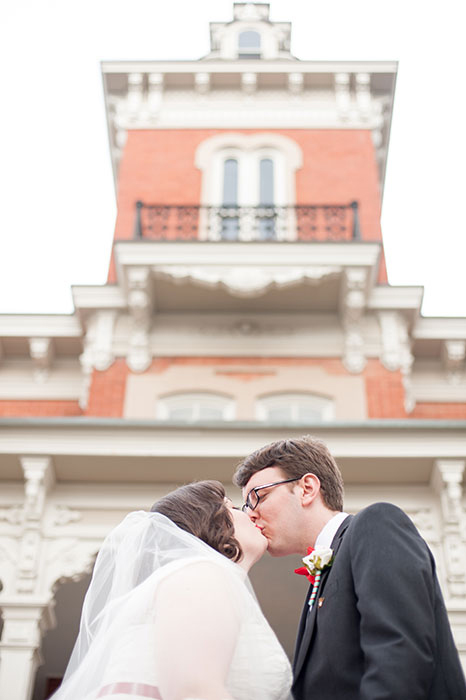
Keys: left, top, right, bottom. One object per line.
{"left": 257, "top": 393, "right": 334, "bottom": 422}
{"left": 158, "top": 393, "right": 234, "bottom": 422}
{"left": 258, "top": 158, "right": 275, "bottom": 239}
{"left": 259, "top": 159, "right": 274, "bottom": 205}
{"left": 238, "top": 31, "right": 261, "bottom": 48}
{"left": 267, "top": 405, "right": 292, "bottom": 422}
{"left": 169, "top": 406, "right": 194, "bottom": 421}
{"left": 199, "top": 405, "right": 224, "bottom": 421}
{"left": 223, "top": 159, "right": 238, "bottom": 205}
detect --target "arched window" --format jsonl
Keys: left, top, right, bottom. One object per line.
{"left": 195, "top": 133, "right": 302, "bottom": 241}
{"left": 157, "top": 392, "right": 235, "bottom": 422}
{"left": 256, "top": 393, "right": 334, "bottom": 423}
{"left": 222, "top": 158, "right": 239, "bottom": 240}
{"left": 238, "top": 30, "right": 261, "bottom": 59}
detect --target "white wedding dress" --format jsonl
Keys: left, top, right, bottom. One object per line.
{"left": 51, "top": 513, "right": 292, "bottom": 700}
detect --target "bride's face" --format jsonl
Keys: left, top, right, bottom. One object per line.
{"left": 225, "top": 498, "right": 268, "bottom": 565}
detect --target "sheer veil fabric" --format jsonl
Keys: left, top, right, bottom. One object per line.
{"left": 51, "top": 512, "right": 292, "bottom": 700}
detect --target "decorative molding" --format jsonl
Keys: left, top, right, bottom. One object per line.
{"left": 335, "top": 72, "right": 350, "bottom": 119}
{"left": 404, "top": 507, "right": 438, "bottom": 545}
{"left": 378, "top": 311, "right": 403, "bottom": 371}
{"left": 0, "top": 506, "right": 23, "bottom": 526}
{"left": 194, "top": 72, "right": 210, "bottom": 94}
{"left": 241, "top": 72, "right": 257, "bottom": 94}
{"left": 45, "top": 538, "right": 97, "bottom": 594}
{"left": 442, "top": 340, "right": 466, "bottom": 383}
{"left": 233, "top": 3, "right": 270, "bottom": 21}
{"left": 148, "top": 72, "right": 163, "bottom": 117}
{"left": 379, "top": 312, "right": 415, "bottom": 411}
{"left": 79, "top": 310, "right": 117, "bottom": 408}
{"left": 28, "top": 337, "right": 54, "bottom": 382}
{"left": 50, "top": 505, "right": 82, "bottom": 527}
{"left": 432, "top": 460, "right": 466, "bottom": 598}
{"left": 20, "top": 457, "right": 55, "bottom": 523}
{"left": 15, "top": 457, "right": 55, "bottom": 593}
{"left": 341, "top": 268, "right": 368, "bottom": 373}
{"left": 126, "top": 267, "right": 153, "bottom": 372}
{"left": 288, "top": 72, "right": 303, "bottom": 94}
{"left": 155, "top": 264, "right": 341, "bottom": 298}
{"left": 355, "top": 72, "right": 371, "bottom": 119}
{"left": 127, "top": 72, "right": 144, "bottom": 119}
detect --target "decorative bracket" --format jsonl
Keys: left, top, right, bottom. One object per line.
{"left": 378, "top": 312, "right": 414, "bottom": 412}
{"left": 79, "top": 311, "right": 117, "bottom": 409}
{"left": 29, "top": 337, "right": 54, "bottom": 382}
{"left": 340, "top": 267, "right": 368, "bottom": 373}
{"left": 432, "top": 460, "right": 466, "bottom": 598}
{"left": 126, "top": 266, "right": 153, "bottom": 372}
{"left": 442, "top": 340, "right": 465, "bottom": 383}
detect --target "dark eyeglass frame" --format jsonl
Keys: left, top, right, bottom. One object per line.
{"left": 241, "top": 477, "right": 301, "bottom": 512}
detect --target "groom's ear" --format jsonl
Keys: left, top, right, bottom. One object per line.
{"left": 300, "top": 473, "right": 321, "bottom": 507}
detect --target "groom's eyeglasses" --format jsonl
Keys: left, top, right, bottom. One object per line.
{"left": 241, "top": 477, "right": 301, "bottom": 513}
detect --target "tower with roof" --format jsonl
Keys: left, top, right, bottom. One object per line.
{"left": 0, "top": 5, "right": 465, "bottom": 698}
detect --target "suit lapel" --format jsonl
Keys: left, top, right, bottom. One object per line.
{"left": 293, "top": 515, "right": 353, "bottom": 679}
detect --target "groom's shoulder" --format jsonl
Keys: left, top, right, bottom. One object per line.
{"left": 350, "top": 502, "right": 412, "bottom": 532}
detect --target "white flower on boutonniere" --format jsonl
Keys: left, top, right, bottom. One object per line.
{"left": 301, "top": 545, "right": 334, "bottom": 578}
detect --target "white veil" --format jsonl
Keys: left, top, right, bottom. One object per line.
{"left": 51, "top": 511, "right": 254, "bottom": 700}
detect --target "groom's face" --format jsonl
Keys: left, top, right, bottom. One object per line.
{"left": 242, "top": 466, "right": 304, "bottom": 557}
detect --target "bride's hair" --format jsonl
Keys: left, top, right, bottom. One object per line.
{"left": 150, "top": 480, "right": 243, "bottom": 562}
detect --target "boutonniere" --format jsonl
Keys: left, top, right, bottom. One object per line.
{"left": 294, "top": 545, "right": 334, "bottom": 610}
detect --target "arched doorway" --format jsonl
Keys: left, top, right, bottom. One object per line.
{"left": 32, "top": 574, "right": 91, "bottom": 700}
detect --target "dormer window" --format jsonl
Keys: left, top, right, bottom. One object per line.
{"left": 238, "top": 30, "right": 261, "bottom": 59}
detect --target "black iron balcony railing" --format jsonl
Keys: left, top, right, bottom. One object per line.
{"left": 133, "top": 201, "right": 361, "bottom": 242}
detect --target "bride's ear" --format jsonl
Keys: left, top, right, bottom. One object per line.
{"left": 300, "top": 473, "right": 321, "bottom": 507}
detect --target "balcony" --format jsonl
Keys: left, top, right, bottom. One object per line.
{"left": 133, "top": 201, "right": 361, "bottom": 242}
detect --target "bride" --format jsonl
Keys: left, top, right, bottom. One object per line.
{"left": 50, "top": 480, "right": 292, "bottom": 700}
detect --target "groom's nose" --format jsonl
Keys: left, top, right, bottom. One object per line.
{"left": 247, "top": 508, "right": 259, "bottom": 522}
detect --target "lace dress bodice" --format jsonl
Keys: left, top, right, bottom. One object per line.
{"left": 100, "top": 558, "right": 292, "bottom": 700}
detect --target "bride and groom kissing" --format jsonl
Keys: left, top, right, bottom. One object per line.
{"left": 52, "top": 436, "right": 465, "bottom": 700}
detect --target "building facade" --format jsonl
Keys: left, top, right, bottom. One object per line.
{"left": 0, "top": 4, "right": 465, "bottom": 699}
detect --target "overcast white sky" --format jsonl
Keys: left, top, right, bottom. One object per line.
{"left": 0, "top": 0, "right": 465, "bottom": 317}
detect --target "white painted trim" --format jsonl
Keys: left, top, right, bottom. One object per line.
{"left": 0, "top": 422, "right": 465, "bottom": 462}
{"left": 0, "top": 316, "right": 81, "bottom": 337}
{"left": 414, "top": 317, "right": 466, "bottom": 340}
{"left": 114, "top": 241, "right": 381, "bottom": 270}
{"left": 368, "top": 286, "right": 424, "bottom": 311}
{"left": 72, "top": 286, "right": 126, "bottom": 311}
{"left": 101, "top": 60, "right": 398, "bottom": 75}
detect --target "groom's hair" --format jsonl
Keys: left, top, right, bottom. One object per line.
{"left": 234, "top": 436, "right": 344, "bottom": 512}
{"left": 150, "top": 480, "right": 243, "bottom": 562}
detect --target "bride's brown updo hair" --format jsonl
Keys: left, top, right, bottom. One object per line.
{"left": 150, "top": 480, "right": 242, "bottom": 562}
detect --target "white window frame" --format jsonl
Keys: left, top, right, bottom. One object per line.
{"left": 255, "top": 393, "right": 335, "bottom": 423}
{"left": 195, "top": 133, "right": 302, "bottom": 241}
{"left": 157, "top": 392, "right": 235, "bottom": 422}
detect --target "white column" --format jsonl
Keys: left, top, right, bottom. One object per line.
{"left": 0, "top": 602, "right": 55, "bottom": 700}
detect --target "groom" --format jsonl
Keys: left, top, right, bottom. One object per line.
{"left": 234, "top": 436, "right": 466, "bottom": 700}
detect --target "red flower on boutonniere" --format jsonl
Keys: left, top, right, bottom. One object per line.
{"left": 294, "top": 546, "right": 316, "bottom": 584}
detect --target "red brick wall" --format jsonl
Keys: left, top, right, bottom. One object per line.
{"left": 6, "top": 358, "right": 461, "bottom": 421}
{"left": 85, "top": 359, "right": 128, "bottom": 417}
{"left": 0, "top": 401, "right": 82, "bottom": 417}
{"left": 109, "top": 129, "right": 385, "bottom": 282}
{"left": 85, "top": 357, "right": 406, "bottom": 419}
{"left": 410, "top": 403, "right": 466, "bottom": 419}
{"left": 364, "top": 359, "right": 407, "bottom": 418}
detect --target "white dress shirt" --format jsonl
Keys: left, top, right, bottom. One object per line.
{"left": 315, "top": 511, "right": 349, "bottom": 549}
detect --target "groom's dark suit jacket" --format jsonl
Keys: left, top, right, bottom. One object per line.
{"left": 292, "top": 502, "right": 466, "bottom": 700}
